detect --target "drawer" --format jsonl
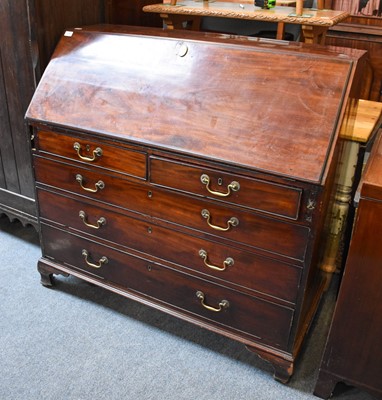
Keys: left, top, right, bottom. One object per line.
{"left": 149, "top": 188, "right": 310, "bottom": 261}
{"left": 150, "top": 157, "right": 302, "bottom": 220}
{"left": 37, "top": 189, "right": 302, "bottom": 304}
{"left": 36, "top": 129, "right": 147, "bottom": 179}
{"left": 34, "top": 156, "right": 151, "bottom": 215}
{"left": 41, "top": 224, "right": 295, "bottom": 350}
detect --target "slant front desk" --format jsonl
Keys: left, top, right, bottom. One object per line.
{"left": 26, "top": 26, "right": 366, "bottom": 382}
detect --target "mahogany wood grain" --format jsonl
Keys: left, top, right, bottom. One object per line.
{"left": 37, "top": 188, "right": 302, "bottom": 305}
{"left": 27, "top": 27, "right": 367, "bottom": 382}
{"left": 37, "top": 128, "right": 147, "bottom": 179}
{"left": 150, "top": 156, "right": 302, "bottom": 220}
{"left": 27, "top": 28, "right": 358, "bottom": 184}
{"left": 41, "top": 223, "right": 295, "bottom": 350}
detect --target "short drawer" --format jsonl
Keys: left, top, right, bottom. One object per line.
{"left": 150, "top": 157, "right": 302, "bottom": 220}
{"left": 36, "top": 129, "right": 147, "bottom": 179}
{"left": 41, "top": 224, "right": 294, "bottom": 350}
{"left": 34, "top": 156, "right": 151, "bottom": 215}
{"left": 37, "top": 189, "right": 302, "bottom": 304}
{"left": 149, "top": 188, "right": 310, "bottom": 261}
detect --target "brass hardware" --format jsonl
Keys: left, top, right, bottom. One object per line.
{"left": 307, "top": 198, "right": 316, "bottom": 210}
{"left": 73, "top": 142, "right": 103, "bottom": 162}
{"left": 79, "top": 210, "right": 106, "bottom": 229}
{"left": 200, "top": 174, "right": 240, "bottom": 197}
{"left": 76, "top": 174, "right": 105, "bottom": 193}
{"left": 195, "top": 290, "right": 229, "bottom": 312}
{"left": 201, "top": 209, "right": 239, "bottom": 231}
{"left": 81, "top": 249, "right": 108, "bottom": 269}
{"left": 198, "top": 249, "right": 234, "bottom": 271}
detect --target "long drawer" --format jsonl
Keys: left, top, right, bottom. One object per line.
{"left": 150, "top": 156, "right": 302, "bottom": 220}
{"left": 37, "top": 188, "right": 302, "bottom": 304}
{"left": 41, "top": 224, "right": 295, "bottom": 350}
{"left": 149, "top": 188, "right": 310, "bottom": 261}
{"left": 34, "top": 156, "right": 310, "bottom": 261}
{"left": 36, "top": 129, "right": 147, "bottom": 179}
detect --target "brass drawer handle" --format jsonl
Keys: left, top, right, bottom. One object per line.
{"left": 201, "top": 209, "right": 239, "bottom": 232}
{"left": 196, "top": 290, "right": 229, "bottom": 312}
{"left": 76, "top": 174, "right": 105, "bottom": 193}
{"left": 199, "top": 249, "right": 234, "bottom": 271}
{"left": 200, "top": 174, "right": 240, "bottom": 197}
{"left": 73, "top": 142, "right": 103, "bottom": 162}
{"left": 79, "top": 210, "right": 107, "bottom": 229}
{"left": 81, "top": 249, "right": 108, "bottom": 269}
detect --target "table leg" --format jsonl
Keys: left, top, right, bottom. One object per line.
{"left": 276, "top": 22, "right": 285, "bottom": 39}
{"left": 160, "top": 13, "right": 201, "bottom": 30}
{"left": 301, "top": 25, "right": 328, "bottom": 44}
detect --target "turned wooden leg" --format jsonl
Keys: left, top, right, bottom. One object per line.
{"left": 314, "top": 369, "right": 339, "bottom": 399}
{"left": 246, "top": 345, "right": 294, "bottom": 383}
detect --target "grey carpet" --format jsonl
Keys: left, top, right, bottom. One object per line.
{"left": 0, "top": 214, "right": 376, "bottom": 400}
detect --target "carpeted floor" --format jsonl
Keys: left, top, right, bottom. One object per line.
{"left": 0, "top": 214, "right": 376, "bottom": 400}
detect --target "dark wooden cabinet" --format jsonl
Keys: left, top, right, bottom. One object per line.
{"left": 326, "top": 16, "right": 382, "bottom": 101}
{"left": 314, "top": 129, "right": 382, "bottom": 400}
{"left": 0, "top": 1, "right": 38, "bottom": 226}
{"left": 106, "top": 0, "right": 162, "bottom": 27}
{"left": 26, "top": 26, "right": 366, "bottom": 382}
{"left": 0, "top": 0, "right": 106, "bottom": 227}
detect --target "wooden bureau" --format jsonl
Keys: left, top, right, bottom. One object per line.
{"left": 26, "top": 26, "right": 366, "bottom": 382}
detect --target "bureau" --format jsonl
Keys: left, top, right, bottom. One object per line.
{"left": 26, "top": 26, "right": 366, "bottom": 383}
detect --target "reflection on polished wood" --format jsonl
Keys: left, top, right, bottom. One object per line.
{"left": 143, "top": 1, "right": 349, "bottom": 43}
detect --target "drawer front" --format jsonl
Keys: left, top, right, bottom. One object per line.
{"left": 149, "top": 188, "right": 310, "bottom": 261}
{"left": 37, "top": 189, "right": 301, "bottom": 304}
{"left": 34, "top": 158, "right": 309, "bottom": 261}
{"left": 36, "top": 129, "right": 147, "bottom": 179}
{"left": 150, "top": 157, "right": 302, "bottom": 220}
{"left": 41, "top": 224, "right": 294, "bottom": 350}
{"left": 34, "top": 156, "right": 152, "bottom": 215}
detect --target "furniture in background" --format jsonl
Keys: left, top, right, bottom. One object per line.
{"left": 143, "top": 2, "right": 349, "bottom": 43}
{"left": 325, "top": 1, "right": 382, "bottom": 102}
{"left": 314, "top": 127, "right": 382, "bottom": 400}
{"left": 105, "top": 0, "right": 163, "bottom": 27}
{"left": 320, "top": 100, "right": 382, "bottom": 275}
{"left": 0, "top": 0, "right": 107, "bottom": 228}
{"left": 26, "top": 25, "right": 366, "bottom": 383}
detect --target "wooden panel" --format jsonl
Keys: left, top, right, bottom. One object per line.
{"left": 0, "top": 0, "right": 36, "bottom": 198}
{"left": 37, "top": 188, "right": 302, "bottom": 304}
{"left": 26, "top": 28, "right": 357, "bottom": 184}
{"left": 41, "top": 223, "right": 295, "bottom": 350}
{"left": 37, "top": 129, "right": 147, "bottom": 179}
{"left": 33, "top": 0, "right": 107, "bottom": 75}
{"left": 106, "top": 0, "right": 163, "bottom": 27}
{"left": 34, "top": 156, "right": 310, "bottom": 260}
{"left": 314, "top": 133, "right": 382, "bottom": 399}
{"left": 150, "top": 156, "right": 302, "bottom": 220}
{"left": 326, "top": 16, "right": 382, "bottom": 101}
